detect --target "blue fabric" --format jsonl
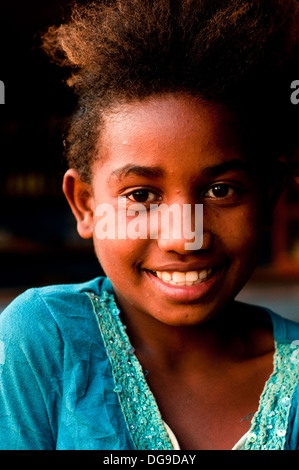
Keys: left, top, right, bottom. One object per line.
{"left": 269, "top": 311, "right": 299, "bottom": 450}
{"left": 0, "top": 276, "right": 298, "bottom": 450}
{"left": 0, "top": 277, "right": 133, "bottom": 450}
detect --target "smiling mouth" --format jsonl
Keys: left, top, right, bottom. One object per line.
{"left": 148, "top": 268, "right": 214, "bottom": 286}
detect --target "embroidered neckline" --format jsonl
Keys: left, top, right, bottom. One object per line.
{"left": 85, "top": 289, "right": 299, "bottom": 450}
{"left": 85, "top": 290, "right": 173, "bottom": 450}
{"left": 243, "top": 340, "right": 299, "bottom": 450}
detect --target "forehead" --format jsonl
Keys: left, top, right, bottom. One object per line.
{"left": 94, "top": 93, "right": 246, "bottom": 177}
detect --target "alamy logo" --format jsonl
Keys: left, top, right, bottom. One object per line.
{"left": 290, "top": 80, "right": 299, "bottom": 105}
{"left": 94, "top": 199, "right": 203, "bottom": 250}
{"left": 0, "top": 81, "right": 4, "bottom": 104}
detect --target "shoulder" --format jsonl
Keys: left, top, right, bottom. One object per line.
{"left": 267, "top": 310, "right": 299, "bottom": 344}
{"left": 234, "top": 301, "right": 299, "bottom": 344}
{"left": 0, "top": 276, "right": 110, "bottom": 350}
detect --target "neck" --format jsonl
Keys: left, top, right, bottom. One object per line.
{"left": 117, "top": 299, "right": 249, "bottom": 372}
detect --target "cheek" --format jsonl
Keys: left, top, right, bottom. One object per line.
{"left": 93, "top": 236, "right": 148, "bottom": 277}
{"left": 212, "top": 205, "right": 263, "bottom": 256}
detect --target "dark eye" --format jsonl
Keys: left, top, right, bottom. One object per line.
{"left": 205, "top": 184, "right": 234, "bottom": 198}
{"left": 127, "top": 189, "right": 157, "bottom": 203}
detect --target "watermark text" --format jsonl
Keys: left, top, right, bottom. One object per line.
{"left": 94, "top": 199, "right": 203, "bottom": 250}
{"left": 0, "top": 80, "right": 4, "bottom": 104}
{"left": 290, "top": 80, "right": 299, "bottom": 105}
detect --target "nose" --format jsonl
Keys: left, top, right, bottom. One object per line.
{"left": 154, "top": 202, "right": 213, "bottom": 255}
{"left": 157, "top": 229, "right": 213, "bottom": 255}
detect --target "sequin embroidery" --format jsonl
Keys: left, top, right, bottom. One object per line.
{"left": 85, "top": 289, "right": 298, "bottom": 450}
{"left": 243, "top": 341, "right": 299, "bottom": 450}
{"left": 85, "top": 290, "right": 174, "bottom": 450}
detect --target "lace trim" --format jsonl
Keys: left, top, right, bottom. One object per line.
{"left": 243, "top": 341, "right": 299, "bottom": 450}
{"left": 85, "top": 290, "right": 174, "bottom": 450}
{"left": 85, "top": 289, "right": 298, "bottom": 450}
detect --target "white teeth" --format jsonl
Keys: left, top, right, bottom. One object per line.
{"left": 172, "top": 272, "right": 186, "bottom": 283}
{"left": 199, "top": 269, "right": 207, "bottom": 280}
{"left": 161, "top": 272, "right": 172, "bottom": 281}
{"left": 185, "top": 271, "right": 198, "bottom": 282}
{"left": 154, "top": 269, "right": 213, "bottom": 286}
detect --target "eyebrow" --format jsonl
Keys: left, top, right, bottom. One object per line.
{"left": 201, "top": 159, "right": 250, "bottom": 177}
{"left": 109, "top": 164, "right": 165, "bottom": 181}
{"left": 109, "top": 159, "right": 250, "bottom": 182}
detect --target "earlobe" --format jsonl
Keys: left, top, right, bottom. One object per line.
{"left": 63, "top": 169, "right": 94, "bottom": 239}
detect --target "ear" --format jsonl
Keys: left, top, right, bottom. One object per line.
{"left": 63, "top": 169, "right": 94, "bottom": 239}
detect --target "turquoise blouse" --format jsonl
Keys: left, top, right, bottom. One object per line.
{"left": 0, "top": 277, "right": 298, "bottom": 450}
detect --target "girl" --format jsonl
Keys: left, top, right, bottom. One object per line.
{"left": 0, "top": 0, "right": 299, "bottom": 450}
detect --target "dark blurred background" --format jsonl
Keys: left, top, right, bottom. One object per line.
{"left": 0, "top": 1, "right": 298, "bottom": 319}
{"left": 0, "top": 0, "right": 103, "bottom": 301}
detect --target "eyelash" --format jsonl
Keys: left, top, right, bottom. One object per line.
{"left": 124, "top": 189, "right": 162, "bottom": 204}
{"left": 203, "top": 183, "right": 237, "bottom": 199}
{"left": 123, "top": 183, "right": 239, "bottom": 204}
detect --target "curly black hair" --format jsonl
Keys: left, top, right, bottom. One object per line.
{"left": 42, "top": 0, "right": 299, "bottom": 182}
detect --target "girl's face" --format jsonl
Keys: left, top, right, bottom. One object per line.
{"left": 66, "top": 94, "right": 269, "bottom": 326}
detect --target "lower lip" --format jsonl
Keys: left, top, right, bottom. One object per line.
{"left": 144, "top": 268, "right": 223, "bottom": 303}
